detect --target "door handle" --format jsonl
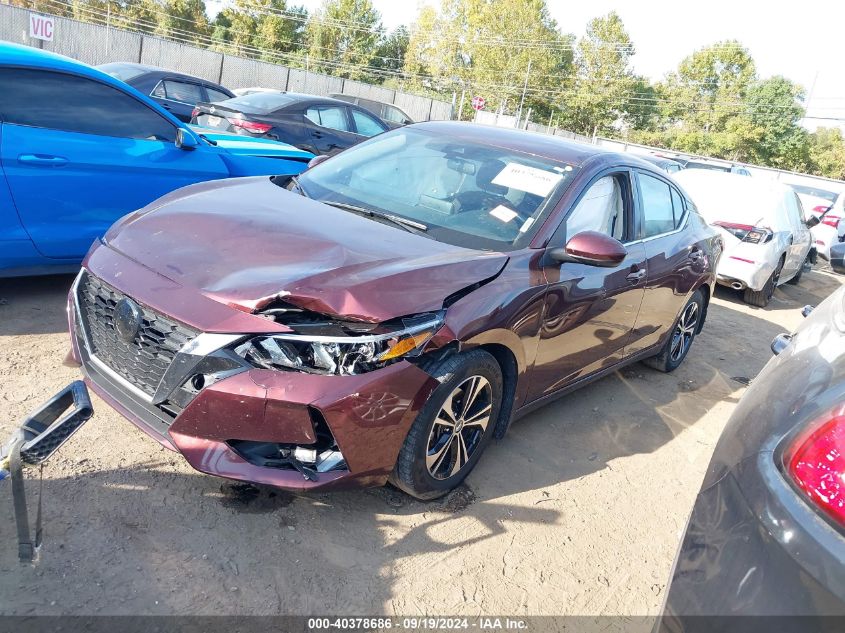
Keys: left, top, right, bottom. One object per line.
{"left": 312, "top": 131, "right": 323, "bottom": 139}
{"left": 626, "top": 269, "right": 646, "bottom": 283}
{"left": 18, "top": 154, "right": 68, "bottom": 167}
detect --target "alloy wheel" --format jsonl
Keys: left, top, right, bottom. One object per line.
{"left": 426, "top": 375, "right": 492, "bottom": 480}
{"left": 670, "top": 302, "right": 699, "bottom": 363}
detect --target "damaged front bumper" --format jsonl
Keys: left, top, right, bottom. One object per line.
{"left": 68, "top": 247, "right": 441, "bottom": 491}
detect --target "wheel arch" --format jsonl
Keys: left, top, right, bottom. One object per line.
{"left": 475, "top": 343, "right": 519, "bottom": 440}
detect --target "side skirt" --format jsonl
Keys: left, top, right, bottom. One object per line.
{"left": 509, "top": 344, "right": 663, "bottom": 424}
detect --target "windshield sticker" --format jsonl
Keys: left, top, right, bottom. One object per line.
{"left": 493, "top": 163, "right": 563, "bottom": 197}
{"left": 489, "top": 205, "right": 519, "bottom": 223}
{"left": 519, "top": 217, "right": 535, "bottom": 232}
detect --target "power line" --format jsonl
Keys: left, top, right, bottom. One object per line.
{"left": 30, "top": 1, "right": 845, "bottom": 118}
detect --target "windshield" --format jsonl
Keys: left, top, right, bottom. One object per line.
{"left": 295, "top": 128, "right": 579, "bottom": 251}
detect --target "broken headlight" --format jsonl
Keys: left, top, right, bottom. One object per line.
{"left": 233, "top": 313, "right": 444, "bottom": 376}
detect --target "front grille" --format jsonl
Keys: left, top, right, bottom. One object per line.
{"left": 76, "top": 272, "right": 198, "bottom": 398}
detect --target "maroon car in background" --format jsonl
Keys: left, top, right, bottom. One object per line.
{"left": 67, "top": 122, "right": 722, "bottom": 499}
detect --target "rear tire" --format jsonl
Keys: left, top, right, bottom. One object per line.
{"left": 787, "top": 254, "right": 809, "bottom": 285}
{"left": 389, "top": 350, "right": 502, "bottom": 500}
{"left": 744, "top": 257, "right": 784, "bottom": 307}
{"left": 644, "top": 291, "right": 705, "bottom": 373}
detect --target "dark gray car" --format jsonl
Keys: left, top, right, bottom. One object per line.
{"left": 657, "top": 286, "right": 845, "bottom": 629}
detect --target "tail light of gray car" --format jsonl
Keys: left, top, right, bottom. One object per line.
{"left": 228, "top": 118, "right": 272, "bottom": 134}
{"left": 785, "top": 408, "right": 845, "bottom": 529}
{"left": 714, "top": 221, "right": 773, "bottom": 244}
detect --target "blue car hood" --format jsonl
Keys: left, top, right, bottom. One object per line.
{"left": 189, "top": 126, "right": 314, "bottom": 160}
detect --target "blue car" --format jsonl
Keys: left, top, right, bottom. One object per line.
{"left": 0, "top": 43, "right": 313, "bottom": 277}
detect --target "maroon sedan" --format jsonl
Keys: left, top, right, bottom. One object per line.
{"left": 67, "top": 122, "right": 721, "bottom": 499}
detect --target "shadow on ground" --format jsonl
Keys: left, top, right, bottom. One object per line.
{"left": 0, "top": 269, "right": 840, "bottom": 616}
{"left": 0, "top": 275, "right": 76, "bottom": 337}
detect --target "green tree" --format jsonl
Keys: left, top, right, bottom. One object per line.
{"left": 212, "top": 2, "right": 257, "bottom": 55}
{"left": 155, "top": 0, "right": 210, "bottom": 45}
{"left": 403, "top": 0, "right": 573, "bottom": 121}
{"left": 372, "top": 25, "right": 409, "bottom": 73}
{"left": 117, "top": 0, "right": 161, "bottom": 34}
{"left": 809, "top": 128, "right": 845, "bottom": 180}
{"left": 562, "top": 11, "right": 638, "bottom": 135}
{"left": 305, "top": 0, "right": 383, "bottom": 80}
{"left": 253, "top": 2, "right": 308, "bottom": 60}
{"left": 660, "top": 40, "right": 757, "bottom": 132}
{"left": 742, "top": 76, "right": 808, "bottom": 168}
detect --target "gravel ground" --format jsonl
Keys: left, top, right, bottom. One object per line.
{"left": 0, "top": 268, "right": 841, "bottom": 618}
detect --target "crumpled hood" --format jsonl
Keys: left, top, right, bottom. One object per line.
{"left": 189, "top": 126, "right": 314, "bottom": 160}
{"left": 106, "top": 177, "right": 508, "bottom": 322}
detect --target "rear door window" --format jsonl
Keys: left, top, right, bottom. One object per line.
{"left": 0, "top": 68, "right": 176, "bottom": 141}
{"left": 638, "top": 173, "right": 676, "bottom": 238}
{"left": 305, "top": 106, "right": 351, "bottom": 132}
{"left": 158, "top": 80, "right": 204, "bottom": 104}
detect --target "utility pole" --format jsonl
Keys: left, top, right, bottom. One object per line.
{"left": 517, "top": 59, "right": 531, "bottom": 123}
{"left": 805, "top": 70, "right": 820, "bottom": 119}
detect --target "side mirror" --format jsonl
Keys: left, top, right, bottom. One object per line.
{"left": 175, "top": 128, "right": 199, "bottom": 151}
{"left": 307, "top": 154, "right": 331, "bottom": 170}
{"left": 548, "top": 231, "right": 628, "bottom": 267}
{"left": 806, "top": 215, "right": 820, "bottom": 228}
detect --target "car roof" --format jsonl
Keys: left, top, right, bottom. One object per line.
{"left": 403, "top": 121, "right": 671, "bottom": 174}
{"left": 638, "top": 154, "right": 682, "bottom": 167}
{"left": 0, "top": 41, "right": 92, "bottom": 74}
{"left": 100, "top": 61, "right": 162, "bottom": 72}
{"left": 99, "top": 61, "right": 225, "bottom": 86}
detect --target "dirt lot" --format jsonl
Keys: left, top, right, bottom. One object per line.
{"left": 0, "top": 268, "right": 841, "bottom": 618}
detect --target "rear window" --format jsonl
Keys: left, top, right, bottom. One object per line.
{"left": 205, "top": 87, "right": 231, "bottom": 103}
{"left": 685, "top": 162, "right": 730, "bottom": 172}
{"left": 223, "top": 92, "right": 299, "bottom": 114}
{"left": 789, "top": 184, "right": 838, "bottom": 202}
{"left": 97, "top": 62, "right": 148, "bottom": 83}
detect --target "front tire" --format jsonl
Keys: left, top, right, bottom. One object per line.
{"left": 644, "top": 291, "right": 704, "bottom": 373}
{"left": 390, "top": 350, "right": 502, "bottom": 500}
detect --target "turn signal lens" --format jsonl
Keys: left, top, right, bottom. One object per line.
{"left": 787, "top": 411, "right": 845, "bottom": 527}
{"left": 378, "top": 331, "right": 436, "bottom": 362}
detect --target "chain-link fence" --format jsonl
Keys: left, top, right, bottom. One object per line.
{"left": 0, "top": 4, "right": 454, "bottom": 121}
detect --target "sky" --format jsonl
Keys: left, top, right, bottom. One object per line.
{"left": 230, "top": 0, "right": 845, "bottom": 129}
